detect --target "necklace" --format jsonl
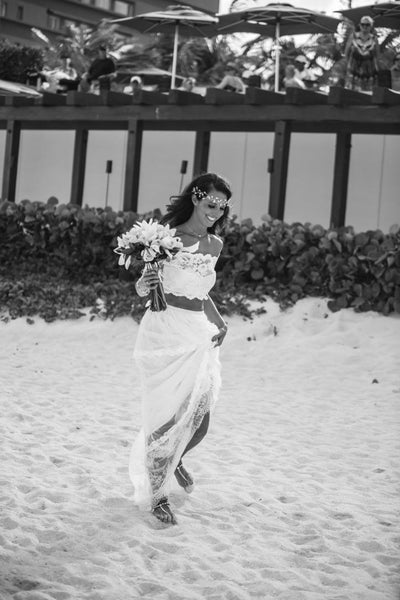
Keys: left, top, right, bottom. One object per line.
{"left": 182, "top": 225, "right": 209, "bottom": 239}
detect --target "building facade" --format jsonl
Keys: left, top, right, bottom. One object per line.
{"left": 0, "top": 0, "right": 219, "bottom": 46}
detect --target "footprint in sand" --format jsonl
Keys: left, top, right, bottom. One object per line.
{"left": 13, "top": 579, "right": 40, "bottom": 591}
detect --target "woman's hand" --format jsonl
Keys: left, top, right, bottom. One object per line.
{"left": 135, "top": 268, "right": 160, "bottom": 297}
{"left": 212, "top": 323, "right": 228, "bottom": 347}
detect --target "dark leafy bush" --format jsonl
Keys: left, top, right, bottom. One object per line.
{"left": 0, "top": 40, "right": 43, "bottom": 84}
{"left": 0, "top": 199, "right": 399, "bottom": 321}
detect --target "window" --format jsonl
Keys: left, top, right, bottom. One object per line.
{"left": 112, "top": 1, "right": 134, "bottom": 16}
{"left": 16, "top": 4, "right": 23, "bottom": 20}
{"left": 96, "top": 0, "right": 111, "bottom": 9}
{"left": 0, "top": 1, "right": 7, "bottom": 17}
{"left": 47, "top": 14, "right": 61, "bottom": 30}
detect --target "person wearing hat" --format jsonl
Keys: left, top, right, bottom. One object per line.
{"left": 344, "top": 15, "right": 379, "bottom": 92}
{"left": 216, "top": 62, "right": 246, "bottom": 94}
{"left": 123, "top": 75, "right": 143, "bottom": 95}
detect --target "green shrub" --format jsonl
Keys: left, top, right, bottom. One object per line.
{"left": 0, "top": 40, "right": 43, "bottom": 84}
{"left": 0, "top": 198, "right": 399, "bottom": 322}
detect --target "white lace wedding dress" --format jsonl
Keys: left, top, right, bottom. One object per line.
{"left": 129, "top": 247, "right": 221, "bottom": 509}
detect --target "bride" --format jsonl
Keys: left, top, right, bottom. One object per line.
{"left": 129, "top": 172, "right": 231, "bottom": 525}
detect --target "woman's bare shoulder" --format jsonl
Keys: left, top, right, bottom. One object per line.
{"left": 209, "top": 234, "right": 223, "bottom": 255}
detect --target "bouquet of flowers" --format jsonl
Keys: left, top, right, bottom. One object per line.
{"left": 114, "top": 219, "right": 183, "bottom": 311}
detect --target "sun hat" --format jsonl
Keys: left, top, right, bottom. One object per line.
{"left": 360, "top": 15, "right": 374, "bottom": 25}
{"left": 294, "top": 55, "right": 307, "bottom": 64}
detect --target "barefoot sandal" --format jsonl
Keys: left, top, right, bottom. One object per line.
{"left": 151, "top": 497, "right": 175, "bottom": 522}
{"left": 175, "top": 462, "right": 194, "bottom": 493}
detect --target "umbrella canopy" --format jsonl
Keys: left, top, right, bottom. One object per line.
{"left": 338, "top": 2, "right": 400, "bottom": 29}
{"left": 110, "top": 5, "right": 218, "bottom": 88}
{"left": 217, "top": 3, "right": 342, "bottom": 91}
{"left": 0, "top": 79, "right": 42, "bottom": 97}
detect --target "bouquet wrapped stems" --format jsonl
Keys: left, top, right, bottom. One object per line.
{"left": 145, "top": 262, "right": 167, "bottom": 312}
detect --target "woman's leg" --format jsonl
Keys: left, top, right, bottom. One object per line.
{"left": 175, "top": 412, "right": 210, "bottom": 493}
{"left": 182, "top": 412, "right": 210, "bottom": 457}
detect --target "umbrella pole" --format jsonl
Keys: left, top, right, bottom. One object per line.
{"left": 171, "top": 23, "right": 179, "bottom": 89}
{"left": 274, "top": 20, "right": 281, "bottom": 93}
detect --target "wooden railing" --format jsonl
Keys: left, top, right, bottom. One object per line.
{"left": 1, "top": 85, "right": 400, "bottom": 226}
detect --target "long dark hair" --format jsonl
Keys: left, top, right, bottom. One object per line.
{"left": 160, "top": 172, "right": 232, "bottom": 235}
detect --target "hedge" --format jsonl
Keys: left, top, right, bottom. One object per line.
{"left": 0, "top": 198, "right": 399, "bottom": 322}
{"left": 0, "top": 41, "right": 43, "bottom": 84}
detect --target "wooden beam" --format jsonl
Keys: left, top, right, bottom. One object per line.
{"left": 330, "top": 132, "right": 352, "bottom": 228}
{"left": 1, "top": 119, "right": 21, "bottom": 202}
{"left": 372, "top": 86, "right": 400, "bottom": 105}
{"left": 245, "top": 88, "right": 285, "bottom": 105}
{"left": 193, "top": 130, "right": 210, "bottom": 176}
{"left": 131, "top": 90, "right": 169, "bottom": 105}
{"left": 285, "top": 88, "right": 328, "bottom": 105}
{"left": 205, "top": 88, "right": 245, "bottom": 105}
{"left": 268, "top": 121, "right": 291, "bottom": 220}
{"left": 70, "top": 128, "right": 88, "bottom": 205}
{"left": 168, "top": 89, "right": 205, "bottom": 105}
{"left": 123, "top": 119, "right": 143, "bottom": 212}
{"left": 328, "top": 86, "right": 372, "bottom": 106}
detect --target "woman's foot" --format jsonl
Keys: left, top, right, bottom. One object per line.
{"left": 175, "top": 461, "right": 194, "bottom": 494}
{"left": 151, "top": 497, "right": 177, "bottom": 525}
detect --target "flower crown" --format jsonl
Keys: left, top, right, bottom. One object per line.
{"left": 192, "top": 186, "right": 232, "bottom": 208}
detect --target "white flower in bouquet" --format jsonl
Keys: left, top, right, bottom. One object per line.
{"left": 114, "top": 219, "right": 184, "bottom": 312}
{"left": 114, "top": 219, "right": 183, "bottom": 270}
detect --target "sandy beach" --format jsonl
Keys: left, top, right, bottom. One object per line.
{"left": 0, "top": 297, "right": 399, "bottom": 600}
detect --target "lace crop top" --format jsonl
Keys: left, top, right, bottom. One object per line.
{"left": 162, "top": 247, "right": 218, "bottom": 300}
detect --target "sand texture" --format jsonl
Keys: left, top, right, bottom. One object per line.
{"left": 0, "top": 298, "right": 399, "bottom": 600}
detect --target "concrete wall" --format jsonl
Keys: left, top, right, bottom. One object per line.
{"left": 0, "top": 128, "right": 399, "bottom": 232}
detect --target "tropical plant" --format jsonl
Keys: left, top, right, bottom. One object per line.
{"left": 178, "top": 36, "right": 244, "bottom": 84}
{"left": 32, "top": 20, "right": 131, "bottom": 76}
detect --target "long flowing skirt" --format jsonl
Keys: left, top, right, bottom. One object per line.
{"left": 129, "top": 305, "right": 221, "bottom": 509}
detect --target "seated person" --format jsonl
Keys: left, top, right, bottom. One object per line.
{"left": 294, "top": 55, "right": 316, "bottom": 88}
{"left": 283, "top": 64, "right": 306, "bottom": 89}
{"left": 216, "top": 63, "right": 246, "bottom": 93}
{"left": 390, "top": 54, "right": 400, "bottom": 91}
{"left": 179, "top": 77, "right": 196, "bottom": 92}
{"left": 123, "top": 76, "right": 143, "bottom": 95}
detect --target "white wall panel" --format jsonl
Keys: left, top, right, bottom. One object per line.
{"left": 285, "top": 133, "right": 335, "bottom": 227}
{"left": 15, "top": 131, "right": 74, "bottom": 204}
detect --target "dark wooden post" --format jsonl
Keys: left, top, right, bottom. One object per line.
{"left": 70, "top": 128, "right": 88, "bottom": 205}
{"left": 123, "top": 119, "right": 143, "bottom": 212}
{"left": 193, "top": 130, "right": 210, "bottom": 176}
{"left": 330, "top": 132, "right": 352, "bottom": 228}
{"left": 268, "top": 120, "right": 291, "bottom": 220}
{"left": 2, "top": 120, "right": 21, "bottom": 202}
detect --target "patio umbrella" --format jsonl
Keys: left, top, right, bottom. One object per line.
{"left": 109, "top": 5, "right": 218, "bottom": 89}
{"left": 217, "top": 3, "right": 342, "bottom": 92}
{"left": 0, "top": 79, "right": 42, "bottom": 97}
{"left": 338, "top": 2, "right": 400, "bottom": 29}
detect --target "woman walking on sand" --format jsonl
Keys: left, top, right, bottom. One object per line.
{"left": 129, "top": 172, "right": 231, "bottom": 525}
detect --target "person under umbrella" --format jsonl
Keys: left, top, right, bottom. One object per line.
{"left": 216, "top": 62, "right": 246, "bottom": 93}
{"left": 344, "top": 15, "right": 379, "bottom": 92}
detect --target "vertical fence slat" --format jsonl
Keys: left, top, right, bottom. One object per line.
{"left": 268, "top": 120, "right": 291, "bottom": 220}
{"left": 123, "top": 119, "right": 143, "bottom": 212}
{"left": 2, "top": 119, "right": 21, "bottom": 202}
{"left": 70, "top": 128, "right": 88, "bottom": 205}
